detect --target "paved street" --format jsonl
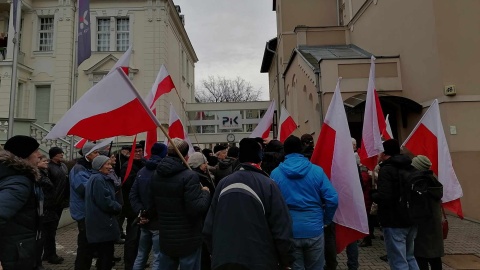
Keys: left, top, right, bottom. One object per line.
{"left": 46, "top": 215, "right": 480, "bottom": 270}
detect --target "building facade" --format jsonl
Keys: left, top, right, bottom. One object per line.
{"left": 0, "top": 0, "right": 197, "bottom": 157}
{"left": 261, "top": 0, "right": 480, "bottom": 220}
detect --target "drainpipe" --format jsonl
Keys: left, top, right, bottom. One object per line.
{"left": 315, "top": 69, "right": 324, "bottom": 125}
{"left": 265, "top": 42, "right": 281, "bottom": 118}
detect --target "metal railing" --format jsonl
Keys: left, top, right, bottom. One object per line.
{"left": 30, "top": 122, "right": 78, "bottom": 159}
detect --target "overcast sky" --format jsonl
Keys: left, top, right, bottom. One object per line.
{"left": 173, "top": 0, "right": 276, "bottom": 100}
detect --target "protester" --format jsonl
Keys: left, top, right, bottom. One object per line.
{"left": 70, "top": 141, "right": 100, "bottom": 270}
{"left": 300, "top": 134, "right": 314, "bottom": 160}
{"left": 44, "top": 146, "right": 69, "bottom": 263}
{"left": 261, "top": 138, "right": 285, "bottom": 175}
{"left": 130, "top": 142, "right": 167, "bottom": 270}
{"left": 85, "top": 155, "right": 122, "bottom": 270}
{"left": 202, "top": 148, "right": 218, "bottom": 167}
{"left": 150, "top": 138, "right": 211, "bottom": 269}
{"left": 115, "top": 146, "right": 130, "bottom": 177}
{"left": 270, "top": 135, "right": 338, "bottom": 269}
{"left": 203, "top": 138, "right": 294, "bottom": 270}
{"left": 371, "top": 139, "right": 419, "bottom": 270}
{"left": 0, "top": 135, "right": 42, "bottom": 270}
{"left": 121, "top": 144, "right": 146, "bottom": 270}
{"left": 412, "top": 155, "right": 444, "bottom": 270}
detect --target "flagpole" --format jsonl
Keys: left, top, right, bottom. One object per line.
{"left": 69, "top": 1, "right": 79, "bottom": 160}
{"left": 7, "top": 0, "right": 22, "bottom": 139}
{"left": 116, "top": 68, "right": 191, "bottom": 169}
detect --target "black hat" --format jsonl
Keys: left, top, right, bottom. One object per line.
{"left": 4, "top": 135, "right": 40, "bottom": 159}
{"left": 383, "top": 139, "right": 400, "bottom": 156}
{"left": 213, "top": 144, "right": 227, "bottom": 154}
{"left": 151, "top": 142, "right": 167, "bottom": 158}
{"left": 227, "top": 146, "right": 239, "bottom": 158}
{"left": 301, "top": 134, "right": 314, "bottom": 144}
{"left": 121, "top": 145, "right": 131, "bottom": 151}
{"left": 239, "top": 138, "right": 262, "bottom": 163}
{"left": 48, "top": 146, "right": 64, "bottom": 159}
{"left": 284, "top": 135, "right": 303, "bottom": 155}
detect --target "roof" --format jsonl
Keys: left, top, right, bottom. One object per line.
{"left": 298, "top": 44, "right": 373, "bottom": 69}
{"left": 260, "top": 37, "right": 278, "bottom": 73}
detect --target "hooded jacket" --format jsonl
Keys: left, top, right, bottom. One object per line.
{"left": 270, "top": 153, "right": 338, "bottom": 238}
{"left": 150, "top": 156, "right": 211, "bottom": 257}
{"left": 0, "top": 150, "right": 40, "bottom": 270}
{"left": 372, "top": 154, "right": 416, "bottom": 228}
{"left": 69, "top": 157, "right": 93, "bottom": 221}
{"left": 213, "top": 157, "right": 236, "bottom": 184}
{"left": 203, "top": 163, "right": 294, "bottom": 270}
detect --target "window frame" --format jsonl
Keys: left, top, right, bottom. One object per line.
{"left": 37, "top": 16, "right": 54, "bottom": 52}
{"left": 93, "top": 16, "right": 130, "bottom": 52}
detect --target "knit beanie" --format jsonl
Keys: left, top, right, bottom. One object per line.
{"left": 167, "top": 138, "right": 189, "bottom": 157}
{"left": 92, "top": 155, "right": 110, "bottom": 170}
{"left": 82, "top": 141, "right": 96, "bottom": 157}
{"left": 412, "top": 155, "right": 432, "bottom": 171}
{"left": 188, "top": 152, "right": 207, "bottom": 169}
{"left": 48, "top": 146, "right": 64, "bottom": 159}
{"left": 151, "top": 142, "right": 167, "bottom": 158}
{"left": 239, "top": 138, "right": 262, "bottom": 163}
{"left": 284, "top": 135, "right": 303, "bottom": 155}
{"left": 382, "top": 139, "right": 400, "bottom": 156}
{"left": 4, "top": 135, "right": 40, "bottom": 159}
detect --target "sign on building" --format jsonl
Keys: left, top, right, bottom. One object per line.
{"left": 219, "top": 111, "right": 242, "bottom": 130}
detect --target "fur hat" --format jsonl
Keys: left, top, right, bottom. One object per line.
{"left": 284, "top": 135, "right": 303, "bottom": 155}
{"left": 382, "top": 139, "right": 400, "bottom": 156}
{"left": 167, "top": 138, "right": 189, "bottom": 157}
{"left": 151, "top": 142, "right": 167, "bottom": 158}
{"left": 412, "top": 155, "right": 432, "bottom": 171}
{"left": 188, "top": 152, "right": 207, "bottom": 169}
{"left": 92, "top": 155, "right": 110, "bottom": 170}
{"left": 48, "top": 147, "right": 64, "bottom": 159}
{"left": 4, "top": 135, "right": 40, "bottom": 159}
{"left": 239, "top": 138, "right": 262, "bottom": 163}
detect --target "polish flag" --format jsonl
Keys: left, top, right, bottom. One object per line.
{"left": 109, "top": 46, "right": 132, "bottom": 75}
{"left": 384, "top": 114, "right": 394, "bottom": 139}
{"left": 402, "top": 99, "right": 464, "bottom": 218}
{"left": 249, "top": 100, "right": 275, "bottom": 139}
{"left": 143, "top": 65, "right": 176, "bottom": 158}
{"left": 168, "top": 104, "right": 195, "bottom": 155}
{"left": 45, "top": 68, "right": 157, "bottom": 141}
{"left": 74, "top": 138, "right": 88, "bottom": 149}
{"left": 311, "top": 79, "right": 369, "bottom": 253}
{"left": 357, "top": 56, "right": 388, "bottom": 170}
{"left": 278, "top": 105, "right": 297, "bottom": 143}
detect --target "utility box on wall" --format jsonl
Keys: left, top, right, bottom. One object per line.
{"left": 445, "top": 85, "right": 457, "bottom": 96}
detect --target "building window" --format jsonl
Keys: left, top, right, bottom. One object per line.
{"left": 97, "top": 18, "right": 110, "bottom": 52}
{"left": 35, "top": 85, "right": 51, "bottom": 125}
{"left": 96, "top": 17, "right": 129, "bottom": 51}
{"left": 38, "top": 17, "right": 54, "bottom": 51}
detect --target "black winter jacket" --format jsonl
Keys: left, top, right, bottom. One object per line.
{"left": 0, "top": 150, "right": 40, "bottom": 270}
{"left": 121, "top": 158, "right": 146, "bottom": 219}
{"left": 38, "top": 169, "right": 58, "bottom": 223}
{"left": 203, "top": 163, "right": 294, "bottom": 270}
{"left": 150, "top": 156, "right": 211, "bottom": 257}
{"left": 372, "top": 154, "right": 416, "bottom": 228}
{"left": 47, "top": 161, "right": 69, "bottom": 209}
{"left": 213, "top": 157, "right": 236, "bottom": 185}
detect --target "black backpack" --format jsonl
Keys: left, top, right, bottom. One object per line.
{"left": 397, "top": 168, "right": 434, "bottom": 224}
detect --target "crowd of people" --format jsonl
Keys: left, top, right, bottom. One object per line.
{"left": 0, "top": 133, "right": 445, "bottom": 270}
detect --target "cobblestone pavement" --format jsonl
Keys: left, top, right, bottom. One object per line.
{"left": 47, "top": 215, "right": 480, "bottom": 270}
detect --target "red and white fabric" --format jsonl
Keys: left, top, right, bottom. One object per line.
{"left": 311, "top": 79, "right": 369, "bottom": 253}
{"left": 277, "top": 105, "right": 297, "bottom": 143}
{"left": 167, "top": 104, "right": 195, "bottom": 156}
{"left": 249, "top": 100, "right": 275, "bottom": 139}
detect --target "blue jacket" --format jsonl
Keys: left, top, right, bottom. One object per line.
{"left": 129, "top": 155, "right": 162, "bottom": 230}
{"left": 270, "top": 153, "right": 338, "bottom": 238}
{"left": 85, "top": 171, "right": 122, "bottom": 243}
{"left": 69, "top": 158, "right": 92, "bottom": 221}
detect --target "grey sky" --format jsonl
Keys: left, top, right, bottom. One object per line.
{"left": 173, "top": 0, "right": 276, "bottom": 100}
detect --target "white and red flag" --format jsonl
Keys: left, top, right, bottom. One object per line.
{"left": 402, "top": 99, "right": 464, "bottom": 218}
{"left": 358, "top": 56, "right": 388, "bottom": 170}
{"left": 167, "top": 104, "right": 195, "bottom": 155}
{"left": 249, "top": 100, "right": 275, "bottom": 139}
{"left": 384, "top": 114, "right": 394, "bottom": 139}
{"left": 74, "top": 138, "right": 88, "bottom": 149}
{"left": 143, "top": 65, "right": 176, "bottom": 158}
{"left": 278, "top": 105, "right": 297, "bottom": 143}
{"left": 311, "top": 79, "right": 369, "bottom": 253}
{"left": 45, "top": 68, "right": 157, "bottom": 141}
{"left": 109, "top": 46, "right": 132, "bottom": 75}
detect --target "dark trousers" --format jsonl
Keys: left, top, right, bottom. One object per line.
{"left": 416, "top": 257, "right": 442, "bottom": 270}
{"left": 75, "top": 219, "right": 94, "bottom": 270}
{"left": 92, "top": 241, "right": 115, "bottom": 270}
{"left": 43, "top": 208, "right": 63, "bottom": 259}
{"left": 324, "top": 224, "right": 338, "bottom": 270}
{"left": 124, "top": 217, "right": 140, "bottom": 270}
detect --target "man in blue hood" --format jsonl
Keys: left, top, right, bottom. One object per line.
{"left": 270, "top": 135, "right": 338, "bottom": 270}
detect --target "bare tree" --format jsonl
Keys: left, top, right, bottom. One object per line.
{"left": 195, "top": 76, "right": 261, "bottom": 102}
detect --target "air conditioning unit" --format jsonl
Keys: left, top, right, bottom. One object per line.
{"left": 444, "top": 85, "right": 456, "bottom": 96}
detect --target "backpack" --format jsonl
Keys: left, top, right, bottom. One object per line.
{"left": 397, "top": 168, "right": 434, "bottom": 224}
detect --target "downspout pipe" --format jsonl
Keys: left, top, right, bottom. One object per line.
{"left": 315, "top": 68, "right": 324, "bottom": 126}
